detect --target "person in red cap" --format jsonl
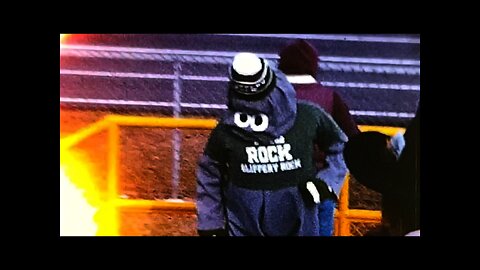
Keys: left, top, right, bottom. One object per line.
{"left": 278, "top": 39, "right": 361, "bottom": 236}
{"left": 195, "top": 52, "right": 348, "bottom": 236}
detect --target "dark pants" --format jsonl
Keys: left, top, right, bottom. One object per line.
{"left": 225, "top": 183, "right": 320, "bottom": 236}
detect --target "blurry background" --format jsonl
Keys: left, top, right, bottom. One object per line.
{"left": 60, "top": 34, "right": 420, "bottom": 236}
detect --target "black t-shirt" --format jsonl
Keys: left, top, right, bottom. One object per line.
{"left": 204, "top": 103, "right": 346, "bottom": 190}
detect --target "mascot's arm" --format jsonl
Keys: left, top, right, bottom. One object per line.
{"left": 315, "top": 109, "right": 349, "bottom": 198}
{"left": 316, "top": 142, "right": 348, "bottom": 198}
{"left": 196, "top": 154, "right": 227, "bottom": 236}
{"left": 196, "top": 128, "right": 228, "bottom": 237}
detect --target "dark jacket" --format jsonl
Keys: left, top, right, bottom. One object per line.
{"left": 344, "top": 105, "right": 420, "bottom": 236}
{"left": 287, "top": 76, "right": 360, "bottom": 138}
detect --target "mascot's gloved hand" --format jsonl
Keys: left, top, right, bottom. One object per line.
{"left": 299, "top": 179, "right": 337, "bottom": 207}
{"left": 197, "top": 228, "right": 228, "bottom": 237}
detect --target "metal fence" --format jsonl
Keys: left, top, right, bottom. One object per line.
{"left": 60, "top": 34, "right": 420, "bottom": 127}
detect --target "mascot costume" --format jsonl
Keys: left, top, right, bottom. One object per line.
{"left": 196, "top": 52, "right": 348, "bottom": 236}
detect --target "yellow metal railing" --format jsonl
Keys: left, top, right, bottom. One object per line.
{"left": 60, "top": 115, "right": 404, "bottom": 236}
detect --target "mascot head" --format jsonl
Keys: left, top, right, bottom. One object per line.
{"left": 221, "top": 52, "right": 297, "bottom": 143}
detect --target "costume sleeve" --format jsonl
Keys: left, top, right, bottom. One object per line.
{"left": 315, "top": 109, "right": 349, "bottom": 197}
{"left": 332, "top": 91, "right": 360, "bottom": 138}
{"left": 196, "top": 127, "right": 227, "bottom": 231}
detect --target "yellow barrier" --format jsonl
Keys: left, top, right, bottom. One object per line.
{"left": 61, "top": 115, "right": 405, "bottom": 236}
{"left": 115, "top": 199, "right": 196, "bottom": 211}
{"left": 60, "top": 119, "right": 111, "bottom": 150}
{"left": 104, "top": 115, "right": 218, "bottom": 129}
{"left": 359, "top": 125, "right": 405, "bottom": 136}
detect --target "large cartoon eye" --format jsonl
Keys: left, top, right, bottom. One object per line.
{"left": 250, "top": 114, "right": 269, "bottom": 132}
{"left": 234, "top": 112, "right": 250, "bottom": 128}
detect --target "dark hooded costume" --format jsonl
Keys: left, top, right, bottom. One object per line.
{"left": 196, "top": 53, "right": 348, "bottom": 236}
{"left": 343, "top": 105, "right": 420, "bottom": 236}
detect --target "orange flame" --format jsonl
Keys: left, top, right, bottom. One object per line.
{"left": 60, "top": 145, "right": 119, "bottom": 236}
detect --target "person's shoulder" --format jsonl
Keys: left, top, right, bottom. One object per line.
{"left": 321, "top": 86, "right": 349, "bottom": 102}
{"left": 297, "top": 100, "right": 328, "bottom": 116}
{"left": 296, "top": 101, "right": 338, "bottom": 127}
{"left": 207, "top": 122, "right": 229, "bottom": 139}
{"left": 314, "top": 83, "right": 346, "bottom": 99}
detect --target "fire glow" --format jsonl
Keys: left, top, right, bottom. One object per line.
{"left": 60, "top": 34, "right": 69, "bottom": 49}
{"left": 60, "top": 149, "right": 100, "bottom": 236}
